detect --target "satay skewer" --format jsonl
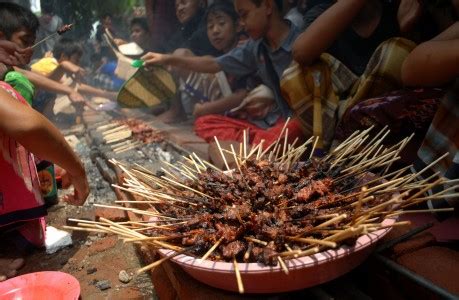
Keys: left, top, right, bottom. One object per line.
{"left": 233, "top": 258, "right": 245, "bottom": 294}
{"left": 199, "top": 237, "right": 224, "bottom": 262}
{"left": 31, "top": 23, "right": 74, "bottom": 49}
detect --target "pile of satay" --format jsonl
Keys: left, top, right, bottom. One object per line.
{"left": 67, "top": 123, "right": 457, "bottom": 294}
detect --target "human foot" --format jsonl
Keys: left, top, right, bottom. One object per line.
{"left": 156, "top": 109, "right": 186, "bottom": 124}
{"left": 0, "top": 258, "right": 25, "bottom": 281}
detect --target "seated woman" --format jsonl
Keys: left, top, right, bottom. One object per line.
{"left": 282, "top": 0, "right": 418, "bottom": 151}
{"left": 401, "top": 18, "right": 459, "bottom": 215}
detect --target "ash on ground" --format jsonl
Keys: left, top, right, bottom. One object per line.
{"left": 59, "top": 137, "right": 116, "bottom": 206}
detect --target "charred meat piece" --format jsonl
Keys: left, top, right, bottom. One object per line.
{"left": 297, "top": 179, "right": 333, "bottom": 202}
{"left": 222, "top": 241, "right": 246, "bottom": 259}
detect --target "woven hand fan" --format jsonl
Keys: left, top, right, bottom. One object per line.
{"left": 117, "top": 66, "right": 177, "bottom": 108}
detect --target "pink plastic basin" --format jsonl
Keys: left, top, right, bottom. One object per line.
{"left": 159, "top": 218, "right": 395, "bottom": 293}
{"left": 0, "top": 271, "right": 80, "bottom": 300}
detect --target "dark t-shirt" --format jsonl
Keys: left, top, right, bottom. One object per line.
{"left": 303, "top": 1, "right": 400, "bottom": 75}
{"left": 163, "top": 9, "right": 220, "bottom": 56}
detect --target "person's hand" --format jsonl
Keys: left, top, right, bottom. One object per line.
{"left": 61, "top": 167, "right": 89, "bottom": 206}
{"left": 193, "top": 102, "right": 206, "bottom": 117}
{"left": 104, "top": 91, "right": 118, "bottom": 101}
{"left": 69, "top": 91, "right": 85, "bottom": 103}
{"left": 113, "top": 38, "right": 127, "bottom": 46}
{"left": 141, "top": 52, "right": 170, "bottom": 66}
{"left": 0, "top": 41, "right": 32, "bottom": 66}
{"left": 230, "top": 85, "right": 276, "bottom": 119}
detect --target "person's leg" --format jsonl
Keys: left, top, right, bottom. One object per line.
{"left": 156, "top": 48, "right": 195, "bottom": 124}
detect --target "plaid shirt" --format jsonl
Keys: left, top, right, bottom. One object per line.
{"left": 415, "top": 80, "right": 459, "bottom": 212}
{"left": 417, "top": 79, "right": 459, "bottom": 179}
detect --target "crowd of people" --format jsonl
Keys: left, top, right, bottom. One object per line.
{"left": 0, "top": 0, "right": 457, "bottom": 282}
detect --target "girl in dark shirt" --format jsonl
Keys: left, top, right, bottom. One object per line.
{"left": 297, "top": 0, "right": 399, "bottom": 75}
{"left": 164, "top": 0, "right": 219, "bottom": 56}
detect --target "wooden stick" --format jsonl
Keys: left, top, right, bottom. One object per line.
{"left": 161, "top": 176, "right": 214, "bottom": 199}
{"left": 243, "top": 130, "right": 248, "bottom": 160}
{"left": 404, "top": 177, "right": 444, "bottom": 203}
{"left": 310, "top": 136, "right": 319, "bottom": 159}
{"left": 290, "top": 247, "right": 320, "bottom": 259}
{"left": 383, "top": 134, "right": 413, "bottom": 175}
{"left": 62, "top": 226, "right": 106, "bottom": 233}
{"left": 288, "top": 237, "right": 337, "bottom": 248}
{"left": 199, "top": 237, "right": 224, "bottom": 262}
{"left": 137, "top": 248, "right": 190, "bottom": 274}
{"left": 214, "top": 136, "right": 232, "bottom": 173}
{"left": 277, "top": 256, "right": 289, "bottom": 275}
{"left": 102, "top": 125, "right": 129, "bottom": 135}
{"left": 387, "top": 208, "right": 454, "bottom": 218}
{"left": 233, "top": 257, "right": 244, "bottom": 294}
{"left": 351, "top": 187, "right": 367, "bottom": 225}
{"left": 245, "top": 237, "right": 268, "bottom": 246}
{"left": 244, "top": 243, "right": 253, "bottom": 262}
{"left": 192, "top": 152, "right": 207, "bottom": 170}
{"left": 295, "top": 214, "right": 348, "bottom": 238}
{"left": 404, "top": 153, "right": 449, "bottom": 185}
{"left": 97, "top": 122, "right": 119, "bottom": 131}
{"left": 324, "top": 226, "right": 364, "bottom": 243}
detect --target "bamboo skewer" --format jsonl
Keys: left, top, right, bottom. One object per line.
{"left": 245, "top": 237, "right": 268, "bottom": 246}
{"left": 233, "top": 258, "right": 244, "bottom": 294}
{"left": 278, "top": 256, "right": 289, "bottom": 275}
{"left": 199, "top": 237, "right": 224, "bottom": 262}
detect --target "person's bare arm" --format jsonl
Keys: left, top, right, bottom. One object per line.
{"left": 402, "top": 22, "right": 459, "bottom": 87}
{"left": 142, "top": 52, "right": 222, "bottom": 74}
{"left": 292, "top": 0, "right": 366, "bottom": 66}
{"left": 41, "top": 62, "right": 87, "bottom": 82}
{"left": 14, "top": 67, "right": 85, "bottom": 102}
{"left": 0, "top": 87, "right": 89, "bottom": 205}
{"left": 78, "top": 84, "right": 117, "bottom": 100}
{"left": 43, "top": 65, "right": 66, "bottom": 81}
{"left": 193, "top": 89, "right": 247, "bottom": 117}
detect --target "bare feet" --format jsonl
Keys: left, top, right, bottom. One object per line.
{"left": 156, "top": 108, "right": 186, "bottom": 124}
{"left": 0, "top": 258, "right": 25, "bottom": 281}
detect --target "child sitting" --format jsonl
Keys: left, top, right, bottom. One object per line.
{"left": 31, "top": 37, "right": 117, "bottom": 111}
{"left": 191, "top": 1, "right": 248, "bottom": 118}
{"left": 143, "top": 0, "right": 304, "bottom": 147}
